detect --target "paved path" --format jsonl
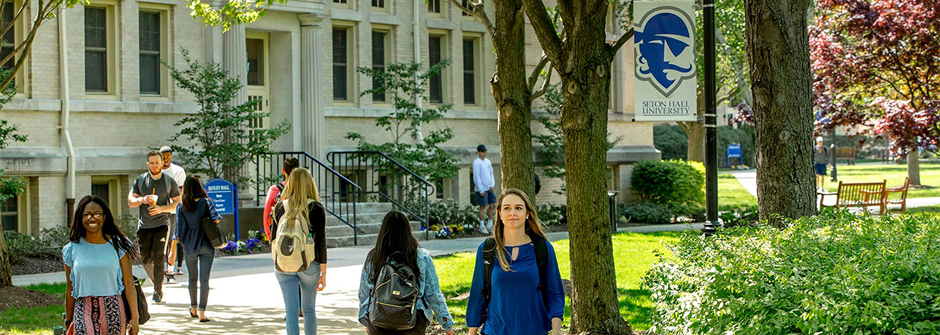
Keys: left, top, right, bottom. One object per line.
{"left": 14, "top": 224, "right": 702, "bottom": 335}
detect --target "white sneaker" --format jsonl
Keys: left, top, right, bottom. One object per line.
{"left": 479, "top": 226, "right": 490, "bottom": 235}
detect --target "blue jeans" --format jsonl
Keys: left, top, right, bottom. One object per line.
{"left": 183, "top": 243, "right": 214, "bottom": 310}
{"left": 275, "top": 262, "right": 321, "bottom": 335}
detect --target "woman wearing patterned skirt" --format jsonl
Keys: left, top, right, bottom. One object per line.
{"left": 64, "top": 195, "right": 140, "bottom": 335}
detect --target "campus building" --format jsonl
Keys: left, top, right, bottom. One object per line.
{"left": 0, "top": 0, "right": 658, "bottom": 235}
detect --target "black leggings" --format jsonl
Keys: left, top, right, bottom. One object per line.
{"left": 365, "top": 313, "right": 429, "bottom": 335}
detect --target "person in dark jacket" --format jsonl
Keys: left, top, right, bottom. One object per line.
{"left": 174, "top": 175, "right": 221, "bottom": 322}
{"left": 273, "top": 168, "right": 328, "bottom": 335}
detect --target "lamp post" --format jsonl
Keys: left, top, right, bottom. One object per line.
{"left": 701, "top": 0, "right": 719, "bottom": 236}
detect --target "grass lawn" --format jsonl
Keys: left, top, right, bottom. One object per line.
{"left": 908, "top": 206, "right": 940, "bottom": 218}
{"left": 0, "top": 283, "right": 66, "bottom": 335}
{"left": 434, "top": 231, "right": 683, "bottom": 332}
{"left": 718, "top": 174, "right": 757, "bottom": 209}
{"left": 823, "top": 163, "right": 940, "bottom": 198}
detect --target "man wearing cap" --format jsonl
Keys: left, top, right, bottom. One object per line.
{"left": 814, "top": 136, "right": 831, "bottom": 191}
{"left": 472, "top": 144, "right": 496, "bottom": 234}
{"left": 160, "top": 146, "right": 187, "bottom": 282}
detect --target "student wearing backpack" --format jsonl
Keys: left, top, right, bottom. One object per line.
{"left": 466, "top": 188, "right": 565, "bottom": 335}
{"left": 272, "top": 168, "right": 327, "bottom": 335}
{"left": 357, "top": 211, "right": 455, "bottom": 335}
{"left": 264, "top": 157, "right": 300, "bottom": 240}
{"left": 174, "top": 175, "right": 221, "bottom": 322}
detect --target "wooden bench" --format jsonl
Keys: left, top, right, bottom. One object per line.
{"left": 834, "top": 147, "right": 857, "bottom": 165}
{"left": 884, "top": 177, "right": 910, "bottom": 214}
{"left": 818, "top": 180, "right": 886, "bottom": 214}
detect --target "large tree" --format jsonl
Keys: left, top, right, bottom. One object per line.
{"left": 521, "top": 0, "right": 635, "bottom": 332}
{"left": 811, "top": 0, "right": 940, "bottom": 186}
{"left": 447, "top": 0, "right": 557, "bottom": 198}
{"left": 745, "top": 0, "right": 817, "bottom": 225}
{"left": 0, "top": 70, "right": 27, "bottom": 287}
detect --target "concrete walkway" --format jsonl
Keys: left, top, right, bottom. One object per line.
{"left": 13, "top": 224, "right": 702, "bottom": 335}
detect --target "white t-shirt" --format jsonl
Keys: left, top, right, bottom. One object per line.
{"left": 472, "top": 157, "right": 495, "bottom": 193}
{"left": 163, "top": 163, "right": 186, "bottom": 189}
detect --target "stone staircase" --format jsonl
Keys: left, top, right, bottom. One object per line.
{"left": 326, "top": 202, "right": 429, "bottom": 248}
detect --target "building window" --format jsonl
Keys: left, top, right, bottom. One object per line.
{"left": 371, "top": 0, "right": 384, "bottom": 8}
{"left": 463, "top": 38, "right": 477, "bottom": 105}
{"left": 247, "top": 38, "right": 265, "bottom": 86}
{"left": 85, "top": 7, "right": 109, "bottom": 93}
{"left": 1, "top": 194, "right": 16, "bottom": 232}
{"left": 1, "top": 1, "right": 16, "bottom": 71}
{"left": 139, "top": 11, "right": 161, "bottom": 95}
{"left": 91, "top": 182, "right": 110, "bottom": 205}
{"left": 332, "top": 28, "right": 349, "bottom": 101}
{"left": 372, "top": 31, "right": 388, "bottom": 102}
{"left": 428, "top": 35, "right": 443, "bottom": 104}
{"left": 334, "top": 0, "right": 347, "bottom": 4}
{"left": 428, "top": 0, "right": 441, "bottom": 14}
{"left": 461, "top": 0, "right": 471, "bottom": 16}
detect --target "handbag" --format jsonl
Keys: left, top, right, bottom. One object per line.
{"left": 122, "top": 276, "right": 150, "bottom": 325}
{"left": 202, "top": 200, "right": 228, "bottom": 249}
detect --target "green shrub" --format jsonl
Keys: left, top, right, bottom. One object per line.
{"left": 644, "top": 210, "right": 940, "bottom": 334}
{"left": 3, "top": 231, "right": 44, "bottom": 260}
{"left": 427, "top": 199, "right": 477, "bottom": 231}
{"left": 654, "top": 124, "right": 688, "bottom": 161}
{"left": 39, "top": 225, "right": 70, "bottom": 249}
{"left": 719, "top": 205, "right": 759, "bottom": 228}
{"left": 619, "top": 202, "right": 673, "bottom": 224}
{"left": 117, "top": 214, "right": 139, "bottom": 243}
{"left": 631, "top": 160, "right": 705, "bottom": 208}
{"left": 536, "top": 204, "right": 567, "bottom": 226}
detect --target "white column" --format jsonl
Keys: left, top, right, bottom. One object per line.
{"left": 223, "top": 25, "right": 248, "bottom": 106}
{"left": 300, "top": 14, "right": 326, "bottom": 159}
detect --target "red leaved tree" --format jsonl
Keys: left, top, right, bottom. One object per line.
{"left": 811, "top": 0, "right": 940, "bottom": 185}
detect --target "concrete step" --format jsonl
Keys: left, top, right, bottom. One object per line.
{"left": 325, "top": 213, "right": 389, "bottom": 227}
{"left": 325, "top": 221, "right": 422, "bottom": 237}
{"left": 327, "top": 230, "right": 431, "bottom": 248}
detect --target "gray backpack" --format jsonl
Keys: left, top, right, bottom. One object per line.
{"left": 369, "top": 251, "right": 420, "bottom": 330}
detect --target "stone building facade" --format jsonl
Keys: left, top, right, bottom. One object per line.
{"left": 0, "top": 0, "right": 658, "bottom": 235}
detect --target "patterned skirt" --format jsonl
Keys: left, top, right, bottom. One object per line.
{"left": 73, "top": 295, "right": 126, "bottom": 335}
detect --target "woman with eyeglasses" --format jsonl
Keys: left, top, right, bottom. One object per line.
{"left": 64, "top": 195, "right": 140, "bottom": 335}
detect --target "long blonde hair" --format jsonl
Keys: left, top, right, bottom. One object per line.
{"left": 280, "top": 168, "right": 321, "bottom": 222}
{"left": 489, "top": 188, "right": 547, "bottom": 271}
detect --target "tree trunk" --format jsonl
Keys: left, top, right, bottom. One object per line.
{"left": 0, "top": 231, "right": 12, "bottom": 287}
{"left": 907, "top": 145, "right": 921, "bottom": 186}
{"left": 681, "top": 121, "right": 705, "bottom": 162}
{"left": 744, "top": 0, "right": 817, "bottom": 226}
{"left": 493, "top": 0, "right": 535, "bottom": 198}
{"left": 556, "top": 14, "right": 633, "bottom": 335}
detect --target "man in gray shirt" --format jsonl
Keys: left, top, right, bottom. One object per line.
{"left": 814, "top": 136, "right": 832, "bottom": 191}
{"left": 127, "top": 150, "right": 181, "bottom": 303}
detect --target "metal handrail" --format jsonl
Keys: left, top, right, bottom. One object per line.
{"left": 252, "top": 151, "right": 361, "bottom": 245}
{"left": 326, "top": 151, "right": 432, "bottom": 240}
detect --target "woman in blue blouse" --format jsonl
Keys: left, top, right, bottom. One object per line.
{"left": 174, "top": 175, "right": 221, "bottom": 322}
{"left": 64, "top": 195, "right": 140, "bottom": 335}
{"left": 466, "top": 189, "right": 565, "bottom": 335}
{"left": 358, "top": 211, "right": 455, "bottom": 335}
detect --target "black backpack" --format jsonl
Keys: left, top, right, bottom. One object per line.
{"left": 369, "top": 251, "right": 420, "bottom": 330}
{"left": 481, "top": 235, "right": 549, "bottom": 324}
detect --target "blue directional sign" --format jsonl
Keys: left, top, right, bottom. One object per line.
{"left": 205, "top": 179, "right": 236, "bottom": 215}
